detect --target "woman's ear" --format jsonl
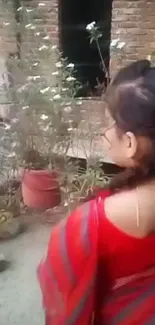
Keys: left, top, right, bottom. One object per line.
{"left": 124, "top": 131, "right": 138, "bottom": 159}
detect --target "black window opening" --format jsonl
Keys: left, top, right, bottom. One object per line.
{"left": 59, "top": 0, "right": 113, "bottom": 97}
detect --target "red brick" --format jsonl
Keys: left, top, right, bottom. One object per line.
{"left": 111, "top": 0, "right": 155, "bottom": 74}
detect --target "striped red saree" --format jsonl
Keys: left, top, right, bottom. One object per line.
{"left": 38, "top": 200, "right": 98, "bottom": 325}
{"left": 37, "top": 198, "right": 155, "bottom": 325}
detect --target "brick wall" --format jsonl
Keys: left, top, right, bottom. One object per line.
{"left": 0, "top": 0, "right": 59, "bottom": 116}
{"left": 18, "top": 0, "right": 59, "bottom": 87}
{"left": 0, "top": 0, "right": 17, "bottom": 117}
{"left": 3, "top": 0, "right": 155, "bottom": 118}
{"left": 21, "top": 0, "right": 59, "bottom": 54}
{"left": 0, "top": 0, "right": 17, "bottom": 56}
{"left": 110, "top": 0, "right": 155, "bottom": 75}
{"left": 2, "top": 0, "right": 155, "bottom": 89}
{"left": 27, "top": 0, "right": 155, "bottom": 81}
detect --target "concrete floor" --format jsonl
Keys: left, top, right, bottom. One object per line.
{"left": 0, "top": 219, "right": 52, "bottom": 325}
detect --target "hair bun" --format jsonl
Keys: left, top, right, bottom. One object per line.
{"left": 123, "top": 60, "right": 151, "bottom": 80}
{"left": 111, "top": 60, "right": 151, "bottom": 85}
{"left": 133, "top": 59, "right": 151, "bottom": 75}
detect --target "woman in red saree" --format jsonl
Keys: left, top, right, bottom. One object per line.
{"left": 38, "top": 60, "right": 155, "bottom": 324}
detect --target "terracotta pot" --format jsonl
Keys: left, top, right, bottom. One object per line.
{"left": 22, "top": 169, "right": 61, "bottom": 209}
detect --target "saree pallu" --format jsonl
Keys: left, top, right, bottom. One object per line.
{"left": 37, "top": 199, "right": 155, "bottom": 325}
{"left": 37, "top": 200, "right": 99, "bottom": 325}
{"left": 102, "top": 268, "right": 155, "bottom": 325}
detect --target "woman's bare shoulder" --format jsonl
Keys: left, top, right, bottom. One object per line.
{"left": 104, "top": 188, "right": 155, "bottom": 238}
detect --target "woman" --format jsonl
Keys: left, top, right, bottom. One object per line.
{"left": 38, "top": 60, "right": 155, "bottom": 324}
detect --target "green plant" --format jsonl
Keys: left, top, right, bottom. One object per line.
{"left": 2, "top": 10, "right": 123, "bottom": 209}
{"left": 0, "top": 125, "right": 20, "bottom": 215}
{"left": 3, "top": 4, "right": 82, "bottom": 170}
{"left": 67, "top": 165, "right": 110, "bottom": 201}
{"left": 86, "top": 21, "right": 125, "bottom": 87}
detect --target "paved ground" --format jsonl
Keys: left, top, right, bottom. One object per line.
{"left": 0, "top": 216, "right": 53, "bottom": 325}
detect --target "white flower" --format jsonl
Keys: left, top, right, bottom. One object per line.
{"left": 53, "top": 94, "right": 61, "bottom": 100}
{"left": 40, "top": 87, "right": 50, "bottom": 94}
{"left": 22, "top": 105, "right": 29, "bottom": 110}
{"left": 51, "top": 45, "right": 57, "bottom": 50}
{"left": 12, "top": 142, "right": 17, "bottom": 148}
{"left": 29, "top": 25, "right": 36, "bottom": 31}
{"left": 67, "top": 63, "right": 74, "bottom": 69}
{"left": 33, "top": 62, "right": 39, "bottom": 67}
{"left": 8, "top": 152, "right": 16, "bottom": 158}
{"left": 67, "top": 127, "right": 73, "bottom": 132}
{"left": 38, "top": 2, "right": 45, "bottom": 6}
{"left": 52, "top": 71, "right": 59, "bottom": 76}
{"left": 26, "top": 9, "right": 34, "bottom": 13}
{"left": 62, "top": 88, "right": 68, "bottom": 92}
{"left": 27, "top": 75, "right": 40, "bottom": 81}
{"left": 40, "top": 114, "right": 48, "bottom": 120}
{"left": 51, "top": 88, "right": 57, "bottom": 93}
{"left": 42, "top": 125, "right": 49, "bottom": 132}
{"left": 5, "top": 124, "right": 11, "bottom": 130}
{"left": 11, "top": 118, "right": 18, "bottom": 124}
{"left": 55, "top": 61, "right": 62, "bottom": 68}
{"left": 117, "top": 42, "right": 125, "bottom": 49}
{"left": 64, "top": 106, "right": 72, "bottom": 113}
{"left": 110, "top": 38, "right": 120, "bottom": 47}
{"left": 35, "top": 32, "right": 41, "bottom": 36}
{"left": 64, "top": 201, "right": 68, "bottom": 207}
{"left": 86, "top": 21, "right": 96, "bottom": 31}
{"left": 43, "top": 35, "right": 50, "bottom": 40}
{"left": 25, "top": 23, "right": 36, "bottom": 30}
{"left": 3, "top": 22, "right": 10, "bottom": 26}
{"left": 66, "top": 76, "right": 75, "bottom": 82}
{"left": 76, "top": 100, "right": 82, "bottom": 105}
{"left": 17, "top": 7, "right": 22, "bottom": 11}
{"left": 39, "top": 44, "right": 48, "bottom": 51}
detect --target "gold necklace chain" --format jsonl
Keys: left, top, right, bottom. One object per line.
{"left": 136, "top": 187, "right": 140, "bottom": 227}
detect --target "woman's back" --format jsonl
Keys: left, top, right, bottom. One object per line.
{"left": 98, "top": 185, "right": 155, "bottom": 281}
{"left": 95, "top": 187, "right": 155, "bottom": 324}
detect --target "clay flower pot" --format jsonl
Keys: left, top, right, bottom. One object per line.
{"left": 22, "top": 169, "right": 61, "bottom": 209}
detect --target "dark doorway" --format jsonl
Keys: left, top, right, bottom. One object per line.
{"left": 59, "top": 0, "right": 113, "bottom": 96}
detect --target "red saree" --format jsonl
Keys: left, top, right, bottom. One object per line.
{"left": 37, "top": 200, "right": 98, "bottom": 325}
{"left": 38, "top": 197, "right": 155, "bottom": 325}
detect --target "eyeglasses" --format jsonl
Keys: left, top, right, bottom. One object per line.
{"left": 94, "top": 120, "right": 116, "bottom": 138}
{"left": 95, "top": 121, "right": 116, "bottom": 147}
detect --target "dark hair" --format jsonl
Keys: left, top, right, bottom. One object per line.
{"left": 106, "top": 59, "right": 155, "bottom": 190}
